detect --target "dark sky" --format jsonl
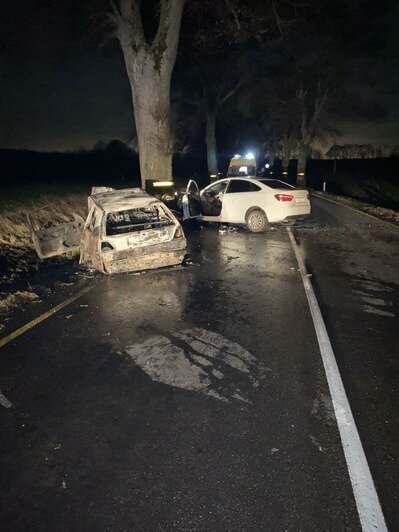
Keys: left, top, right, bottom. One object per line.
{"left": 0, "top": 0, "right": 398, "bottom": 153}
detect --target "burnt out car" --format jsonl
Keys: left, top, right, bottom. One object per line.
{"left": 29, "top": 188, "right": 187, "bottom": 274}
{"left": 80, "top": 188, "right": 186, "bottom": 273}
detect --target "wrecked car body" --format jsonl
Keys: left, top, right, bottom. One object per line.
{"left": 29, "top": 188, "right": 186, "bottom": 274}
{"left": 80, "top": 188, "right": 186, "bottom": 274}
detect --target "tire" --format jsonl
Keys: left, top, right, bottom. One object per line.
{"left": 246, "top": 209, "right": 268, "bottom": 233}
{"left": 280, "top": 219, "right": 296, "bottom": 226}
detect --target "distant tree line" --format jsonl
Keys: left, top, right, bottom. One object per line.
{"left": 325, "top": 144, "right": 392, "bottom": 160}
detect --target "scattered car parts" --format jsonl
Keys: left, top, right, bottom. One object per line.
{"left": 27, "top": 210, "right": 85, "bottom": 259}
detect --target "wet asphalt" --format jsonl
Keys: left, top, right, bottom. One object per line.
{"left": 0, "top": 197, "right": 398, "bottom": 531}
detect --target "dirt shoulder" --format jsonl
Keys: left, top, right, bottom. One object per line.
{"left": 312, "top": 191, "right": 399, "bottom": 227}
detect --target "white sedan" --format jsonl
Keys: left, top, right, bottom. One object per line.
{"left": 182, "top": 177, "right": 311, "bottom": 232}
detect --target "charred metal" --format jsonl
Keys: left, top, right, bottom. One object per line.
{"left": 28, "top": 188, "right": 187, "bottom": 274}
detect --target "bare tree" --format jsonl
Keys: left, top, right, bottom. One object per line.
{"left": 296, "top": 83, "right": 329, "bottom": 186}
{"left": 179, "top": 52, "right": 245, "bottom": 178}
{"left": 179, "top": 0, "right": 315, "bottom": 179}
{"left": 110, "top": 0, "right": 184, "bottom": 187}
{"left": 202, "top": 74, "right": 244, "bottom": 177}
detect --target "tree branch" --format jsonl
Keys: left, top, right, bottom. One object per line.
{"left": 151, "top": 0, "right": 185, "bottom": 73}
{"left": 296, "top": 87, "right": 309, "bottom": 142}
{"left": 111, "top": 0, "right": 146, "bottom": 52}
{"left": 216, "top": 78, "right": 243, "bottom": 109}
{"left": 225, "top": 0, "right": 241, "bottom": 32}
{"left": 272, "top": 0, "right": 283, "bottom": 35}
{"left": 308, "top": 89, "right": 328, "bottom": 139}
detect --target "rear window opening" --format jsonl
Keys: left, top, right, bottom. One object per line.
{"left": 106, "top": 206, "right": 174, "bottom": 236}
{"left": 259, "top": 179, "right": 295, "bottom": 190}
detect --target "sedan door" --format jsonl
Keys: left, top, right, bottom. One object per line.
{"left": 222, "top": 179, "right": 264, "bottom": 223}
{"left": 200, "top": 180, "right": 229, "bottom": 220}
{"left": 182, "top": 180, "right": 201, "bottom": 220}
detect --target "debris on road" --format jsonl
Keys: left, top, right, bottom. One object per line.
{"left": 0, "top": 290, "right": 41, "bottom": 315}
{"left": 27, "top": 209, "right": 84, "bottom": 259}
{"left": 219, "top": 225, "right": 239, "bottom": 234}
{"left": 183, "top": 255, "right": 196, "bottom": 266}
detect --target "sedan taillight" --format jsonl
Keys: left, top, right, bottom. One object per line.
{"left": 274, "top": 194, "right": 294, "bottom": 202}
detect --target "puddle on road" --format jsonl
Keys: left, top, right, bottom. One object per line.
{"left": 125, "top": 327, "right": 269, "bottom": 403}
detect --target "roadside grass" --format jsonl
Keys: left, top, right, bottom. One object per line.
{"left": 0, "top": 183, "right": 89, "bottom": 210}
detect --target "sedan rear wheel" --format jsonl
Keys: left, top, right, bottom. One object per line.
{"left": 246, "top": 210, "right": 268, "bottom": 233}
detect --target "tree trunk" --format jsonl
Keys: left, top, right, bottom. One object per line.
{"left": 130, "top": 62, "right": 173, "bottom": 187}
{"left": 297, "top": 144, "right": 308, "bottom": 187}
{"left": 269, "top": 152, "right": 275, "bottom": 168}
{"left": 113, "top": 0, "right": 184, "bottom": 188}
{"left": 281, "top": 135, "right": 293, "bottom": 177}
{"left": 206, "top": 110, "right": 218, "bottom": 179}
{"left": 282, "top": 151, "right": 290, "bottom": 174}
{"left": 264, "top": 138, "right": 278, "bottom": 170}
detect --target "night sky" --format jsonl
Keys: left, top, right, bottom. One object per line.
{"left": 1, "top": 0, "right": 398, "bottom": 153}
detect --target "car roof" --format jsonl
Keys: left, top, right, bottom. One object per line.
{"left": 90, "top": 188, "right": 159, "bottom": 213}
{"left": 209, "top": 177, "right": 264, "bottom": 185}
{"left": 217, "top": 177, "right": 289, "bottom": 185}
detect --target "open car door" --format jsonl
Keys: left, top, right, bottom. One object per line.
{"left": 27, "top": 210, "right": 85, "bottom": 259}
{"left": 182, "top": 179, "right": 201, "bottom": 220}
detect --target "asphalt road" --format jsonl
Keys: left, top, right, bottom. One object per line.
{"left": 0, "top": 196, "right": 398, "bottom": 531}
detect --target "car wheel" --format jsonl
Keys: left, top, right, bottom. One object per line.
{"left": 280, "top": 219, "right": 296, "bottom": 226}
{"left": 246, "top": 210, "right": 268, "bottom": 233}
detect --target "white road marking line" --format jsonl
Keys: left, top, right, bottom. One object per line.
{"left": 287, "top": 227, "right": 387, "bottom": 532}
{"left": 0, "top": 390, "right": 13, "bottom": 409}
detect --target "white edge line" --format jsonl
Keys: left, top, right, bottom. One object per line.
{"left": 312, "top": 193, "right": 399, "bottom": 229}
{"left": 287, "top": 227, "right": 387, "bottom": 532}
